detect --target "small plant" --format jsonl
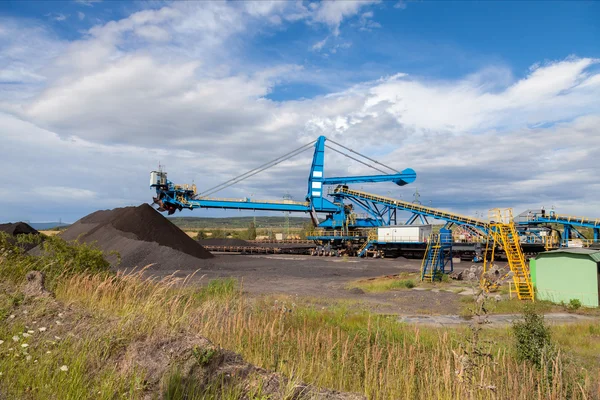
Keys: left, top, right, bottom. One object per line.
{"left": 566, "top": 298, "right": 582, "bottom": 311}
{"left": 195, "top": 277, "right": 237, "bottom": 301}
{"left": 402, "top": 279, "right": 415, "bottom": 289}
{"left": 192, "top": 346, "right": 218, "bottom": 366}
{"left": 512, "top": 306, "right": 554, "bottom": 368}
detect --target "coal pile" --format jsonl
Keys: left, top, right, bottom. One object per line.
{"left": 0, "top": 222, "right": 39, "bottom": 236}
{"left": 58, "top": 204, "right": 213, "bottom": 270}
{"left": 200, "top": 238, "right": 252, "bottom": 247}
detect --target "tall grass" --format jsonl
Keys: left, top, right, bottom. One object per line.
{"left": 51, "top": 271, "right": 597, "bottom": 399}
{"left": 0, "top": 238, "right": 598, "bottom": 399}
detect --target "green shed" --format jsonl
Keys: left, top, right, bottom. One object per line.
{"left": 533, "top": 249, "right": 600, "bottom": 307}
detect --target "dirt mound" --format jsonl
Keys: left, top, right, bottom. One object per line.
{"left": 200, "top": 238, "right": 252, "bottom": 246}
{"left": 0, "top": 222, "right": 39, "bottom": 236}
{"left": 121, "top": 334, "right": 366, "bottom": 400}
{"left": 58, "top": 204, "right": 213, "bottom": 270}
{"left": 23, "top": 271, "right": 52, "bottom": 299}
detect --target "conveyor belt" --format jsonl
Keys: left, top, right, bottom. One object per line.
{"left": 334, "top": 187, "right": 489, "bottom": 230}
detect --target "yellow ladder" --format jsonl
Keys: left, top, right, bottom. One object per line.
{"left": 357, "top": 230, "right": 377, "bottom": 256}
{"left": 420, "top": 234, "right": 441, "bottom": 282}
{"left": 488, "top": 209, "right": 534, "bottom": 301}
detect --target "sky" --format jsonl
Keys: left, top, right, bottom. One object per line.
{"left": 0, "top": 0, "right": 599, "bottom": 223}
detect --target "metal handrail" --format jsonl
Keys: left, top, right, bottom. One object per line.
{"left": 196, "top": 196, "right": 309, "bottom": 206}
{"left": 335, "top": 187, "right": 489, "bottom": 228}
{"left": 310, "top": 230, "right": 366, "bottom": 237}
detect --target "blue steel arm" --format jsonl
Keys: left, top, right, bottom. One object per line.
{"left": 183, "top": 198, "right": 314, "bottom": 213}
{"left": 322, "top": 169, "right": 416, "bottom": 186}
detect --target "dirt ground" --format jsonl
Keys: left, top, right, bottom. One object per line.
{"left": 148, "top": 254, "right": 473, "bottom": 315}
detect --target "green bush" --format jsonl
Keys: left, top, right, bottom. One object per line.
{"left": 403, "top": 280, "right": 416, "bottom": 289}
{"left": 0, "top": 234, "right": 111, "bottom": 289}
{"left": 567, "top": 298, "right": 582, "bottom": 311}
{"left": 512, "top": 306, "right": 554, "bottom": 368}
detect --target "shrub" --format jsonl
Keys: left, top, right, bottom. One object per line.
{"left": 512, "top": 306, "right": 554, "bottom": 368}
{"left": 403, "top": 279, "right": 416, "bottom": 289}
{"left": 567, "top": 298, "right": 582, "bottom": 311}
{"left": 0, "top": 234, "right": 111, "bottom": 288}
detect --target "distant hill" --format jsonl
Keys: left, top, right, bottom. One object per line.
{"left": 168, "top": 216, "right": 311, "bottom": 230}
{"left": 27, "top": 222, "right": 71, "bottom": 230}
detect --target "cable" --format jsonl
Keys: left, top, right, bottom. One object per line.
{"left": 198, "top": 144, "right": 314, "bottom": 198}
{"left": 198, "top": 140, "right": 316, "bottom": 197}
{"left": 325, "top": 145, "right": 389, "bottom": 175}
{"left": 328, "top": 138, "right": 398, "bottom": 173}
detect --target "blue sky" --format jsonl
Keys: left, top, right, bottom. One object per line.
{"left": 0, "top": 0, "right": 599, "bottom": 223}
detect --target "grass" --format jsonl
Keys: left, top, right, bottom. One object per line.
{"left": 0, "top": 236, "right": 599, "bottom": 399}
{"left": 347, "top": 272, "right": 418, "bottom": 293}
{"left": 460, "top": 290, "right": 600, "bottom": 317}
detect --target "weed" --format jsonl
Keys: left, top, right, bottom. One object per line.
{"left": 192, "top": 346, "right": 217, "bottom": 366}
{"left": 346, "top": 274, "right": 418, "bottom": 293}
{"left": 567, "top": 299, "right": 582, "bottom": 311}
{"left": 512, "top": 306, "right": 554, "bottom": 369}
{"left": 194, "top": 277, "right": 237, "bottom": 301}
{"left": 0, "top": 249, "right": 596, "bottom": 399}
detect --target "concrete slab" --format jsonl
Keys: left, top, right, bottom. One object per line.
{"left": 398, "top": 312, "right": 598, "bottom": 327}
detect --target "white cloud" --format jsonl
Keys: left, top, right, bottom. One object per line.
{"left": 134, "top": 25, "right": 170, "bottom": 42}
{"left": 46, "top": 13, "right": 68, "bottom": 22}
{"left": 33, "top": 187, "right": 97, "bottom": 201}
{"left": 312, "top": 0, "right": 379, "bottom": 35}
{"left": 1, "top": 2, "right": 600, "bottom": 222}
{"left": 75, "top": 0, "right": 102, "bottom": 6}
{"left": 311, "top": 37, "right": 328, "bottom": 51}
{"left": 355, "top": 11, "right": 381, "bottom": 32}
{"left": 0, "top": 20, "right": 66, "bottom": 105}
{"left": 78, "top": 12, "right": 85, "bottom": 20}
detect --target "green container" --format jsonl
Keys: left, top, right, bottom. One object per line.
{"left": 534, "top": 249, "right": 600, "bottom": 307}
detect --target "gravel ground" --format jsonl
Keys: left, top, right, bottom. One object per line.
{"left": 147, "top": 254, "right": 474, "bottom": 315}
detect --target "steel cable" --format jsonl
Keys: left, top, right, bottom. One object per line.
{"left": 327, "top": 138, "right": 398, "bottom": 173}
{"left": 198, "top": 141, "right": 315, "bottom": 198}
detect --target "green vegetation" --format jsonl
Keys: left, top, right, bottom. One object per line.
{"left": 194, "top": 277, "right": 237, "bottom": 301}
{"left": 512, "top": 307, "right": 555, "bottom": 369}
{"left": 567, "top": 298, "right": 583, "bottom": 311}
{"left": 0, "top": 232, "right": 110, "bottom": 289}
{"left": 346, "top": 273, "right": 418, "bottom": 293}
{"left": 0, "top": 234, "right": 598, "bottom": 399}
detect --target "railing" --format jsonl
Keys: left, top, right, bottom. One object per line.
{"left": 195, "top": 196, "right": 310, "bottom": 206}
{"left": 377, "top": 235, "right": 429, "bottom": 243}
{"left": 551, "top": 214, "right": 600, "bottom": 226}
{"left": 310, "top": 230, "right": 366, "bottom": 238}
{"left": 521, "top": 211, "right": 600, "bottom": 227}
{"left": 335, "top": 187, "right": 489, "bottom": 228}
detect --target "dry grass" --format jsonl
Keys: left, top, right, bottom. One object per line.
{"left": 45, "top": 270, "right": 599, "bottom": 398}
{"left": 0, "top": 238, "right": 598, "bottom": 399}
{"left": 39, "top": 230, "right": 61, "bottom": 236}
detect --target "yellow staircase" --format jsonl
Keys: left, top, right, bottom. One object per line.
{"left": 488, "top": 209, "right": 534, "bottom": 301}
{"left": 420, "top": 234, "right": 441, "bottom": 282}
{"left": 357, "top": 230, "right": 377, "bottom": 257}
